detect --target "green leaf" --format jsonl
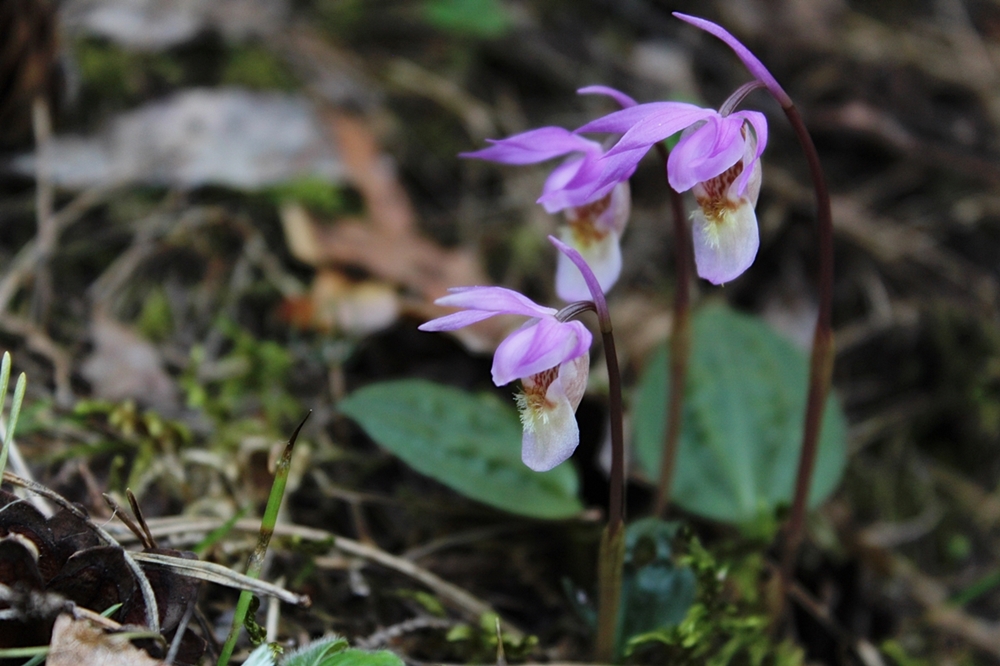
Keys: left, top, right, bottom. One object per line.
{"left": 616, "top": 518, "right": 696, "bottom": 658}
{"left": 422, "top": 0, "right": 511, "bottom": 38}
{"left": 634, "top": 305, "right": 847, "bottom": 526}
{"left": 320, "top": 649, "right": 405, "bottom": 666}
{"left": 282, "top": 635, "right": 348, "bottom": 666}
{"left": 339, "top": 380, "right": 582, "bottom": 519}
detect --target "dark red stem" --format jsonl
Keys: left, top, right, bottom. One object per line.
{"left": 652, "top": 142, "right": 693, "bottom": 516}
{"left": 779, "top": 103, "right": 835, "bottom": 584}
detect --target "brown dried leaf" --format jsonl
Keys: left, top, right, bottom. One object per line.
{"left": 278, "top": 108, "right": 510, "bottom": 349}
{"left": 324, "top": 110, "right": 414, "bottom": 238}
{"left": 80, "top": 313, "right": 179, "bottom": 414}
{"left": 280, "top": 268, "right": 400, "bottom": 336}
{"left": 47, "top": 614, "right": 165, "bottom": 666}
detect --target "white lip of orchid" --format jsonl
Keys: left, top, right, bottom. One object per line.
{"left": 516, "top": 357, "right": 588, "bottom": 431}
{"left": 516, "top": 366, "right": 560, "bottom": 434}
{"left": 693, "top": 158, "right": 748, "bottom": 248}
{"left": 515, "top": 355, "right": 590, "bottom": 471}
{"left": 554, "top": 181, "right": 630, "bottom": 302}
{"left": 690, "top": 153, "right": 762, "bottom": 285}
{"left": 564, "top": 181, "right": 630, "bottom": 239}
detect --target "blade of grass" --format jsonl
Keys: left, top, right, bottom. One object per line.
{"left": 951, "top": 569, "right": 1000, "bottom": 607}
{"left": 0, "top": 352, "right": 27, "bottom": 481}
{"left": 0, "top": 353, "right": 10, "bottom": 422}
{"left": 216, "top": 413, "right": 310, "bottom": 666}
{"left": 0, "top": 647, "right": 48, "bottom": 659}
{"left": 0, "top": 352, "right": 9, "bottom": 480}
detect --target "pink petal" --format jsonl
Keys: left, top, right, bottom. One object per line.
{"left": 576, "top": 101, "right": 707, "bottom": 136}
{"left": 460, "top": 127, "right": 599, "bottom": 165}
{"left": 577, "top": 85, "right": 638, "bottom": 109}
{"left": 729, "top": 110, "right": 768, "bottom": 195}
{"left": 540, "top": 155, "right": 595, "bottom": 212}
{"left": 491, "top": 318, "right": 591, "bottom": 386}
{"left": 673, "top": 13, "right": 792, "bottom": 108}
{"left": 418, "top": 309, "right": 499, "bottom": 332}
{"left": 433, "top": 286, "right": 556, "bottom": 319}
{"left": 548, "top": 235, "right": 607, "bottom": 310}
{"left": 601, "top": 105, "right": 717, "bottom": 155}
{"left": 555, "top": 228, "right": 622, "bottom": 302}
{"left": 598, "top": 180, "right": 632, "bottom": 237}
{"left": 667, "top": 115, "right": 745, "bottom": 192}
{"left": 561, "top": 148, "right": 645, "bottom": 205}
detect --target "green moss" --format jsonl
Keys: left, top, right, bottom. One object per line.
{"left": 136, "top": 289, "right": 174, "bottom": 342}
{"left": 180, "top": 318, "right": 298, "bottom": 427}
{"left": 625, "top": 538, "right": 803, "bottom": 666}
{"left": 423, "top": 0, "right": 512, "bottom": 38}
{"left": 75, "top": 39, "right": 184, "bottom": 111}
{"left": 262, "top": 178, "right": 354, "bottom": 216}
{"left": 221, "top": 44, "right": 298, "bottom": 91}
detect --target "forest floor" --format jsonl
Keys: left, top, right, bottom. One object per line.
{"left": 1, "top": 0, "right": 1000, "bottom": 664}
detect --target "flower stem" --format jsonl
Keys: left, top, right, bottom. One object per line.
{"left": 595, "top": 319, "right": 626, "bottom": 662}
{"left": 547, "top": 236, "right": 626, "bottom": 661}
{"left": 776, "top": 104, "right": 835, "bottom": 585}
{"left": 595, "top": 519, "right": 625, "bottom": 662}
{"left": 652, "top": 143, "right": 693, "bottom": 517}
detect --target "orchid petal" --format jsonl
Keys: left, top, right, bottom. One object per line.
{"left": 519, "top": 355, "right": 589, "bottom": 471}
{"left": 537, "top": 151, "right": 627, "bottom": 211}
{"left": 575, "top": 101, "right": 707, "bottom": 136}
{"left": 460, "top": 127, "right": 600, "bottom": 165}
{"left": 735, "top": 156, "right": 762, "bottom": 210}
{"left": 418, "top": 309, "right": 500, "bottom": 332}
{"left": 667, "top": 116, "right": 745, "bottom": 192}
{"left": 691, "top": 196, "right": 760, "bottom": 285}
{"left": 601, "top": 105, "right": 718, "bottom": 155}
{"left": 548, "top": 235, "right": 609, "bottom": 312}
{"left": 492, "top": 318, "right": 591, "bottom": 386}
{"left": 673, "top": 13, "right": 792, "bottom": 108}
{"left": 555, "top": 228, "right": 622, "bottom": 302}
{"left": 730, "top": 110, "right": 768, "bottom": 195}
{"left": 540, "top": 155, "right": 592, "bottom": 212}
{"left": 562, "top": 147, "right": 645, "bottom": 204}
{"left": 597, "top": 180, "right": 632, "bottom": 236}
{"left": 577, "top": 85, "right": 638, "bottom": 109}
{"left": 432, "top": 286, "right": 556, "bottom": 319}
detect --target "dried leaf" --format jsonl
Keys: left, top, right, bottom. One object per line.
{"left": 279, "top": 110, "right": 507, "bottom": 348}
{"left": 80, "top": 313, "right": 179, "bottom": 414}
{"left": 325, "top": 111, "right": 413, "bottom": 238}
{"left": 47, "top": 614, "right": 165, "bottom": 666}
{"left": 280, "top": 268, "right": 400, "bottom": 336}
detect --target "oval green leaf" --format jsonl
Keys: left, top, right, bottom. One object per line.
{"left": 339, "top": 379, "right": 583, "bottom": 519}
{"left": 634, "top": 305, "right": 847, "bottom": 525}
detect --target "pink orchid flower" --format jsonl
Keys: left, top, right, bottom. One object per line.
{"left": 574, "top": 14, "right": 781, "bottom": 285}
{"left": 418, "top": 286, "right": 591, "bottom": 471}
{"left": 460, "top": 89, "right": 639, "bottom": 302}
{"left": 577, "top": 100, "right": 767, "bottom": 285}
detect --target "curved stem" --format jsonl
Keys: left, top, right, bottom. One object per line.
{"left": 652, "top": 143, "right": 693, "bottom": 516}
{"left": 777, "top": 104, "right": 835, "bottom": 584}
{"left": 548, "top": 235, "right": 625, "bottom": 661}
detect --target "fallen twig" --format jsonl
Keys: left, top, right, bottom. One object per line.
{"left": 112, "top": 515, "right": 525, "bottom": 640}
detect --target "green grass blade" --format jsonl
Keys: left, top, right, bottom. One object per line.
{"left": 0, "top": 352, "right": 11, "bottom": 415}
{"left": 0, "top": 373, "right": 26, "bottom": 477}
{"left": 216, "top": 413, "right": 310, "bottom": 666}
